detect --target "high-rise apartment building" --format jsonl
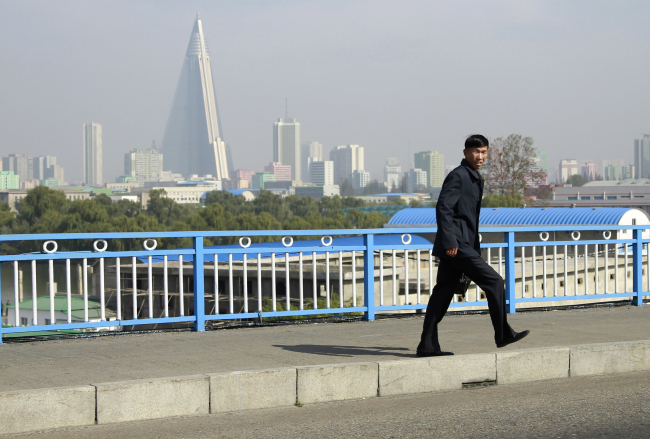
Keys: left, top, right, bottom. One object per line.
{"left": 301, "top": 141, "right": 323, "bottom": 182}
{"left": 582, "top": 161, "right": 597, "bottom": 181}
{"left": 350, "top": 170, "right": 370, "bottom": 189}
{"left": 0, "top": 171, "right": 19, "bottom": 190}
{"left": 32, "top": 156, "right": 57, "bottom": 180}
{"left": 264, "top": 162, "right": 292, "bottom": 181}
{"left": 558, "top": 159, "right": 579, "bottom": 184}
{"left": 604, "top": 164, "right": 619, "bottom": 181}
{"left": 309, "top": 161, "right": 334, "bottom": 186}
{"left": 635, "top": 135, "right": 650, "bottom": 179}
{"left": 414, "top": 151, "right": 444, "bottom": 188}
{"left": 161, "top": 15, "right": 230, "bottom": 180}
{"left": 83, "top": 121, "right": 102, "bottom": 186}
{"left": 536, "top": 151, "right": 548, "bottom": 173}
{"left": 273, "top": 118, "right": 300, "bottom": 181}
{"left": 622, "top": 164, "right": 635, "bottom": 180}
{"left": 230, "top": 169, "right": 255, "bottom": 187}
{"left": 384, "top": 158, "right": 401, "bottom": 190}
{"left": 3, "top": 154, "right": 30, "bottom": 182}
{"left": 330, "top": 145, "right": 364, "bottom": 184}
{"left": 124, "top": 147, "right": 163, "bottom": 184}
{"left": 406, "top": 168, "right": 427, "bottom": 193}
{"left": 44, "top": 164, "right": 65, "bottom": 184}
{"left": 252, "top": 172, "right": 274, "bottom": 190}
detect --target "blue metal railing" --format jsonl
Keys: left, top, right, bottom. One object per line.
{"left": 0, "top": 225, "right": 648, "bottom": 343}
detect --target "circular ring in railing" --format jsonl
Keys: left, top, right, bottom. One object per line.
{"left": 571, "top": 231, "right": 581, "bottom": 241}
{"left": 602, "top": 230, "right": 612, "bottom": 240}
{"left": 143, "top": 239, "right": 158, "bottom": 251}
{"left": 478, "top": 233, "right": 483, "bottom": 243}
{"left": 401, "top": 234, "right": 412, "bottom": 245}
{"left": 281, "top": 236, "right": 294, "bottom": 247}
{"left": 42, "top": 240, "right": 58, "bottom": 254}
{"left": 539, "top": 231, "right": 550, "bottom": 242}
{"left": 239, "top": 237, "right": 252, "bottom": 248}
{"left": 93, "top": 239, "right": 108, "bottom": 252}
{"left": 321, "top": 236, "right": 333, "bottom": 247}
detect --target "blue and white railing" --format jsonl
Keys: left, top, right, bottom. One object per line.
{"left": 0, "top": 225, "right": 648, "bottom": 343}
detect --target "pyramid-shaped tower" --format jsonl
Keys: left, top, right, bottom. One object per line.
{"left": 161, "top": 14, "right": 230, "bottom": 180}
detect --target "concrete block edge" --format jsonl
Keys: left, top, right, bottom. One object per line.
{"left": 5, "top": 339, "right": 650, "bottom": 434}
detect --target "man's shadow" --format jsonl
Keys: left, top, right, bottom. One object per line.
{"left": 272, "top": 344, "right": 413, "bottom": 358}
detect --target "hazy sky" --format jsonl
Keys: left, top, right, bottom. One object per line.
{"left": 1, "top": 0, "right": 649, "bottom": 183}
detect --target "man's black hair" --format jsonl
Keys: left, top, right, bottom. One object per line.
{"left": 465, "top": 134, "right": 489, "bottom": 149}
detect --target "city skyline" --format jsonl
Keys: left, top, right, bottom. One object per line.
{"left": 1, "top": 3, "right": 649, "bottom": 183}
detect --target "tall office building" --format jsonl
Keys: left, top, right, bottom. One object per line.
{"left": 274, "top": 118, "right": 300, "bottom": 181}
{"left": 83, "top": 122, "right": 102, "bottom": 186}
{"left": 634, "top": 135, "right": 650, "bottom": 179}
{"left": 330, "top": 145, "right": 364, "bottom": 184}
{"left": 309, "top": 161, "right": 334, "bottom": 186}
{"left": 301, "top": 141, "right": 323, "bottom": 182}
{"left": 161, "top": 14, "right": 230, "bottom": 180}
{"left": 414, "top": 151, "right": 444, "bottom": 188}
{"left": 384, "top": 158, "right": 401, "bottom": 190}
{"left": 124, "top": 146, "right": 163, "bottom": 184}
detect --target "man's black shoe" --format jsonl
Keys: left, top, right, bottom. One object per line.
{"left": 416, "top": 351, "right": 454, "bottom": 357}
{"left": 496, "top": 330, "right": 530, "bottom": 348}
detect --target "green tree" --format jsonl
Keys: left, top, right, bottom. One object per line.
{"left": 566, "top": 174, "right": 586, "bottom": 187}
{"left": 481, "top": 193, "right": 524, "bottom": 207}
{"left": 16, "top": 186, "right": 68, "bottom": 224}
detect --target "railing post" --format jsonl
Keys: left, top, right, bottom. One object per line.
{"left": 633, "top": 229, "right": 643, "bottom": 306}
{"left": 193, "top": 236, "right": 206, "bottom": 331}
{"left": 505, "top": 231, "right": 516, "bottom": 313}
{"left": 363, "top": 233, "right": 376, "bottom": 321}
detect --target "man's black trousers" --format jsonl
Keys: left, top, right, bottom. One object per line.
{"left": 417, "top": 252, "right": 517, "bottom": 353}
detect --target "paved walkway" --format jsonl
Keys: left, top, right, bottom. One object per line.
{"left": 2, "top": 304, "right": 650, "bottom": 392}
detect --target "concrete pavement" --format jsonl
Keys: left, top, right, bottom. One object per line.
{"left": 1, "top": 304, "right": 650, "bottom": 392}
{"left": 9, "top": 371, "right": 650, "bottom": 439}
{"left": 2, "top": 304, "right": 650, "bottom": 435}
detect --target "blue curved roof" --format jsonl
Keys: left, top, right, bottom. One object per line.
{"left": 388, "top": 207, "right": 635, "bottom": 226}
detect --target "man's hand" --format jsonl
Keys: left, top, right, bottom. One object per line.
{"left": 446, "top": 247, "right": 458, "bottom": 257}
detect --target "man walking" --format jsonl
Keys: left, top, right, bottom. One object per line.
{"left": 417, "top": 134, "right": 529, "bottom": 356}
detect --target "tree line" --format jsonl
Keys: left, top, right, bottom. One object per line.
{"left": 0, "top": 186, "right": 391, "bottom": 253}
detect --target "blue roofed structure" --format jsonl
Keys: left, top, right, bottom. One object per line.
{"left": 387, "top": 207, "right": 650, "bottom": 227}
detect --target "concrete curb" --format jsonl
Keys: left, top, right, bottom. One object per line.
{"left": 2, "top": 339, "right": 650, "bottom": 435}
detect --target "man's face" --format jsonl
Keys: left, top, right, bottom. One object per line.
{"left": 464, "top": 146, "right": 488, "bottom": 171}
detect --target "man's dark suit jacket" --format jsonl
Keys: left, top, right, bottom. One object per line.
{"left": 432, "top": 158, "right": 484, "bottom": 258}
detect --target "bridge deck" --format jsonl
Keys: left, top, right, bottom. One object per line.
{"left": 1, "top": 304, "right": 649, "bottom": 392}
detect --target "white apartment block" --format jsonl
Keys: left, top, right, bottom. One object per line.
{"left": 124, "top": 148, "right": 163, "bottom": 184}
{"left": 83, "top": 121, "right": 103, "bottom": 186}
{"left": 384, "top": 158, "right": 401, "bottom": 190}
{"left": 406, "top": 168, "right": 427, "bottom": 193}
{"left": 330, "top": 144, "right": 364, "bottom": 184}
{"left": 274, "top": 118, "right": 301, "bottom": 181}
{"left": 351, "top": 170, "right": 370, "bottom": 189}
{"left": 301, "top": 141, "right": 323, "bottom": 182}
{"left": 558, "top": 159, "right": 579, "bottom": 184}
{"left": 309, "top": 161, "right": 334, "bottom": 186}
